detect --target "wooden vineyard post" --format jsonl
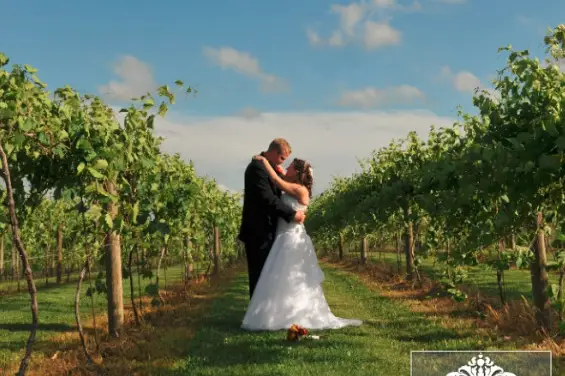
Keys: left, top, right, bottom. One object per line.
{"left": 403, "top": 206, "right": 415, "bottom": 281}
{"left": 44, "top": 246, "right": 49, "bottom": 286}
{"left": 396, "top": 231, "right": 402, "bottom": 274}
{"left": 104, "top": 180, "right": 124, "bottom": 337}
{"left": 496, "top": 238, "right": 506, "bottom": 306}
{"left": 530, "top": 212, "right": 550, "bottom": 328}
{"left": 184, "top": 235, "right": 194, "bottom": 281}
{"left": 339, "top": 233, "right": 344, "bottom": 261}
{"left": 213, "top": 226, "right": 221, "bottom": 275}
{"left": 360, "top": 237, "right": 368, "bottom": 265}
{"left": 56, "top": 223, "right": 64, "bottom": 284}
{"left": 0, "top": 234, "right": 3, "bottom": 281}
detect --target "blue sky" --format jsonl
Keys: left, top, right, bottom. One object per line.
{"left": 1, "top": 0, "right": 563, "bottom": 193}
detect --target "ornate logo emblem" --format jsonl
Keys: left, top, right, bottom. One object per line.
{"left": 446, "top": 353, "right": 517, "bottom": 376}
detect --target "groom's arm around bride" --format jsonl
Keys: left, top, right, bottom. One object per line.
{"left": 238, "top": 138, "right": 305, "bottom": 298}
{"left": 246, "top": 160, "right": 297, "bottom": 223}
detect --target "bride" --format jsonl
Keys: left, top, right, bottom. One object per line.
{"left": 241, "top": 155, "right": 362, "bottom": 331}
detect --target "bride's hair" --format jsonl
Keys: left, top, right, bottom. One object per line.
{"left": 292, "top": 158, "right": 314, "bottom": 198}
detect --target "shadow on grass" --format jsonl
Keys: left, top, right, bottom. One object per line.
{"left": 395, "top": 330, "right": 462, "bottom": 343}
{"left": 175, "top": 334, "right": 368, "bottom": 373}
{"left": 0, "top": 323, "right": 79, "bottom": 355}
{"left": 166, "top": 274, "right": 370, "bottom": 373}
{"left": 325, "top": 259, "right": 484, "bottom": 321}
{"left": 170, "top": 273, "right": 458, "bottom": 375}
{"left": 172, "top": 270, "right": 480, "bottom": 376}
{"left": 0, "top": 323, "right": 74, "bottom": 333}
{"left": 0, "top": 268, "right": 228, "bottom": 376}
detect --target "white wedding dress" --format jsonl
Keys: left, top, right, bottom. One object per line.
{"left": 241, "top": 193, "right": 362, "bottom": 331}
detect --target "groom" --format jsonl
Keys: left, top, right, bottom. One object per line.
{"left": 238, "top": 138, "right": 306, "bottom": 299}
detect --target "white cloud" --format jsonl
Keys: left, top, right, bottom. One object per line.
{"left": 237, "top": 107, "right": 262, "bottom": 119}
{"left": 140, "top": 109, "right": 454, "bottom": 195}
{"left": 454, "top": 72, "right": 481, "bottom": 93}
{"left": 439, "top": 66, "right": 482, "bottom": 93}
{"left": 372, "top": 0, "right": 397, "bottom": 8}
{"left": 307, "top": 29, "right": 322, "bottom": 45}
{"left": 338, "top": 85, "right": 425, "bottom": 108}
{"left": 377, "top": 0, "right": 422, "bottom": 11}
{"left": 363, "top": 21, "right": 402, "bottom": 49}
{"left": 439, "top": 66, "right": 499, "bottom": 100}
{"left": 203, "top": 47, "right": 288, "bottom": 92}
{"left": 98, "top": 56, "right": 157, "bottom": 101}
{"left": 328, "top": 30, "right": 346, "bottom": 46}
{"left": 307, "top": 1, "right": 408, "bottom": 50}
{"left": 332, "top": 3, "right": 365, "bottom": 36}
{"left": 217, "top": 184, "right": 239, "bottom": 194}
{"left": 372, "top": 0, "right": 422, "bottom": 11}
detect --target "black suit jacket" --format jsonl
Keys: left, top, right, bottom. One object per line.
{"left": 238, "top": 157, "right": 296, "bottom": 248}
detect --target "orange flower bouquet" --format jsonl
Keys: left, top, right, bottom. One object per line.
{"left": 287, "top": 324, "right": 308, "bottom": 341}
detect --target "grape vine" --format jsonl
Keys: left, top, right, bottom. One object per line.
{"left": 0, "top": 53, "right": 242, "bottom": 374}
{"left": 307, "top": 25, "right": 565, "bottom": 330}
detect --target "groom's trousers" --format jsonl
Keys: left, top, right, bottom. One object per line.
{"left": 244, "top": 237, "right": 271, "bottom": 299}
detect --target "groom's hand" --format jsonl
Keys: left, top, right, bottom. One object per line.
{"left": 294, "top": 211, "right": 306, "bottom": 223}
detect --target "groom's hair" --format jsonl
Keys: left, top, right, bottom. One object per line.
{"left": 267, "top": 138, "right": 292, "bottom": 155}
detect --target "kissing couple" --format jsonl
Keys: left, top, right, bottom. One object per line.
{"left": 238, "top": 138, "right": 362, "bottom": 331}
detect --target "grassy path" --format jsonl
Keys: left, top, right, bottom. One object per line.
{"left": 2, "top": 262, "right": 559, "bottom": 375}
{"left": 170, "top": 264, "right": 513, "bottom": 376}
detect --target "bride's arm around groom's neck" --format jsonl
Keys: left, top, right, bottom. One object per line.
{"left": 246, "top": 161, "right": 295, "bottom": 223}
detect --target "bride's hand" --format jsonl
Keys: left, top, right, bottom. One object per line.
{"left": 253, "top": 155, "right": 266, "bottom": 162}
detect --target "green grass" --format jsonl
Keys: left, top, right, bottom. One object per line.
{"left": 372, "top": 252, "right": 559, "bottom": 302}
{"left": 1, "top": 261, "right": 560, "bottom": 375}
{"left": 169, "top": 265, "right": 516, "bottom": 376}
{"left": 0, "top": 270, "right": 98, "bottom": 295}
{"left": 0, "top": 265, "right": 184, "bottom": 369}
